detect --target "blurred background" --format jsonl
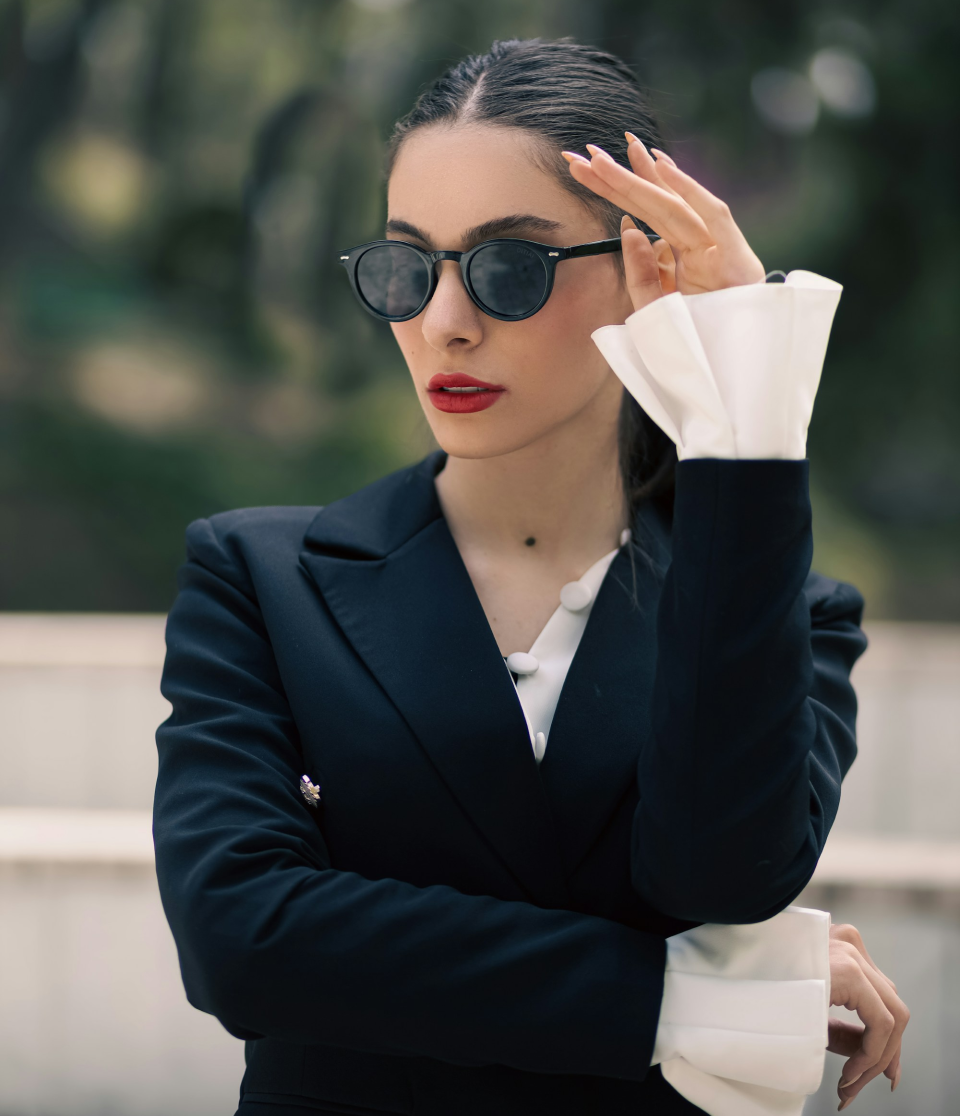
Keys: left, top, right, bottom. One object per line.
{"left": 0, "top": 0, "right": 958, "bottom": 1114}
{"left": 0, "top": 0, "right": 957, "bottom": 616}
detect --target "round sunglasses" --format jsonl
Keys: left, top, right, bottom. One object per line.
{"left": 336, "top": 233, "right": 660, "bottom": 323}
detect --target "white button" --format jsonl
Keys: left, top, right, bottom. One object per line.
{"left": 506, "top": 651, "right": 539, "bottom": 675}
{"left": 560, "top": 580, "right": 593, "bottom": 612}
{"left": 533, "top": 731, "right": 546, "bottom": 762}
{"left": 621, "top": 528, "right": 631, "bottom": 546}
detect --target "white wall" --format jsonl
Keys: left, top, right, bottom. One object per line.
{"left": 0, "top": 614, "right": 167, "bottom": 811}
{"left": 799, "top": 885, "right": 960, "bottom": 1116}
{"left": 0, "top": 858, "right": 244, "bottom": 1116}
{"left": 1, "top": 614, "right": 959, "bottom": 1115}
{"left": 5, "top": 616, "right": 959, "bottom": 834}
{"left": 837, "top": 622, "right": 960, "bottom": 839}
{"left": 0, "top": 616, "right": 244, "bottom": 1116}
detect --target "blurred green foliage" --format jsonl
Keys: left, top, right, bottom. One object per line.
{"left": 0, "top": 0, "right": 957, "bottom": 616}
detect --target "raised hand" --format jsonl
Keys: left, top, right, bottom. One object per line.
{"left": 562, "top": 134, "right": 765, "bottom": 309}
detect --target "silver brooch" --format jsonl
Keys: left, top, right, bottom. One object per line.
{"left": 300, "top": 774, "right": 321, "bottom": 807}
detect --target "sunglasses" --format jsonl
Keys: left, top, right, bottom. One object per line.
{"left": 336, "top": 233, "right": 660, "bottom": 323}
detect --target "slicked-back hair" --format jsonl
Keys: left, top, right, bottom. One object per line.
{"left": 386, "top": 37, "right": 677, "bottom": 525}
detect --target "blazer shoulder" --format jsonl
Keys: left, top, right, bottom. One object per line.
{"left": 179, "top": 449, "right": 446, "bottom": 586}
{"left": 183, "top": 505, "right": 323, "bottom": 581}
{"left": 201, "top": 504, "right": 322, "bottom": 537}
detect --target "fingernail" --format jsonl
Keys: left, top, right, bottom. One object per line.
{"left": 651, "top": 148, "right": 676, "bottom": 167}
{"left": 838, "top": 1073, "right": 862, "bottom": 1089}
{"left": 893, "top": 1066, "right": 901, "bottom": 1092}
{"left": 561, "top": 150, "right": 589, "bottom": 164}
{"left": 838, "top": 1101, "right": 852, "bottom": 1112}
{"left": 625, "top": 131, "right": 647, "bottom": 153}
{"left": 585, "top": 143, "right": 610, "bottom": 159}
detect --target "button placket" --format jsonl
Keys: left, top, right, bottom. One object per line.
{"left": 559, "top": 580, "right": 593, "bottom": 612}
{"left": 506, "top": 651, "right": 539, "bottom": 676}
{"left": 505, "top": 544, "right": 623, "bottom": 763}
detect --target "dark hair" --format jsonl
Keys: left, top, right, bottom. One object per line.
{"left": 386, "top": 37, "right": 677, "bottom": 525}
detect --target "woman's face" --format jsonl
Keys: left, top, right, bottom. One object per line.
{"left": 386, "top": 124, "right": 635, "bottom": 460}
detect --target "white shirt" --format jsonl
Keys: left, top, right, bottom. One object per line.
{"left": 504, "top": 271, "right": 843, "bottom": 1116}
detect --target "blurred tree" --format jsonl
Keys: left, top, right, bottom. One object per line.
{"left": 0, "top": 0, "right": 957, "bottom": 617}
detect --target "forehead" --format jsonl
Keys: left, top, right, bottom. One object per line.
{"left": 387, "top": 124, "right": 600, "bottom": 245}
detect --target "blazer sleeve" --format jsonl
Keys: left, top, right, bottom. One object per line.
{"left": 153, "top": 515, "right": 666, "bottom": 1079}
{"left": 631, "top": 458, "right": 867, "bottom": 924}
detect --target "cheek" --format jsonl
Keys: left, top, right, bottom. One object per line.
{"left": 509, "top": 271, "right": 619, "bottom": 393}
{"left": 390, "top": 320, "right": 427, "bottom": 373}
{"left": 552, "top": 256, "right": 630, "bottom": 326}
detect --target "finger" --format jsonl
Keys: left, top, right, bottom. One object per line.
{"left": 827, "top": 1018, "right": 864, "bottom": 1057}
{"left": 840, "top": 986, "right": 903, "bottom": 1102}
{"left": 833, "top": 961, "right": 895, "bottom": 1085}
{"left": 624, "top": 132, "right": 680, "bottom": 197}
{"left": 884, "top": 1050, "right": 900, "bottom": 1086}
{"left": 860, "top": 953, "right": 910, "bottom": 1055}
{"left": 648, "top": 156, "right": 748, "bottom": 250}
{"left": 620, "top": 214, "right": 663, "bottom": 312}
{"left": 841, "top": 976, "right": 907, "bottom": 1105}
{"left": 585, "top": 145, "right": 709, "bottom": 248}
{"left": 835, "top": 950, "right": 908, "bottom": 1099}
{"left": 840, "top": 1042, "right": 902, "bottom": 1107}
{"left": 579, "top": 146, "right": 712, "bottom": 250}
{"left": 564, "top": 154, "right": 675, "bottom": 234}
{"left": 563, "top": 154, "right": 655, "bottom": 225}
{"left": 839, "top": 1062, "right": 887, "bottom": 1109}
{"left": 565, "top": 160, "right": 684, "bottom": 244}
{"left": 831, "top": 924, "right": 898, "bottom": 993}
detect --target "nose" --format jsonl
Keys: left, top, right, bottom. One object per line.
{"left": 420, "top": 260, "right": 484, "bottom": 352}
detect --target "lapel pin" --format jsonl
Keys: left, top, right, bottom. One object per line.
{"left": 300, "top": 774, "right": 321, "bottom": 807}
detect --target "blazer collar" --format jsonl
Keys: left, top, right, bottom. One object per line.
{"left": 539, "top": 499, "right": 671, "bottom": 877}
{"left": 299, "top": 451, "right": 672, "bottom": 901}
{"left": 299, "top": 450, "right": 571, "bottom": 908}
{"left": 302, "top": 449, "right": 448, "bottom": 559}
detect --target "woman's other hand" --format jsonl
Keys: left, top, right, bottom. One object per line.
{"left": 827, "top": 922, "right": 910, "bottom": 1109}
{"left": 562, "top": 136, "right": 765, "bottom": 307}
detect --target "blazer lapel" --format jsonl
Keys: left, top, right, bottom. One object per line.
{"left": 298, "top": 452, "right": 570, "bottom": 909}
{"left": 539, "top": 500, "right": 672, "bottom": 878}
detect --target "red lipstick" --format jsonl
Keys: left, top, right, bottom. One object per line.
{"left": 427, "top": 372, "right": 506, "bottom": 414}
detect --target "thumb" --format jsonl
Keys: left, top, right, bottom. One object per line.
{"left": 828, "top": 1018, "right": 866, "bottom": 1057}
{"left": 621, "top": 214, "right": 663, "bottom": 312}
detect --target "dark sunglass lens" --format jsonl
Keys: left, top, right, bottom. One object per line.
{"left": 468, "top": 242, "right": 548, "bottom": 318}
{"left": 355, "top": 244, "right": 430, "bottom": 318}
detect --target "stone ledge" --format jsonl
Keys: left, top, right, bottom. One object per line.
{"left": 0, "top": 613, "right": 167, "bottom": 667}
{"left": 0, "top": 807, "right": 154, "bottom": 864}
{"left": 4, "top": 808, "right": 960, "bottom": 890}
{"left": 813, "top": 833, "right": 960, "bottom": 889}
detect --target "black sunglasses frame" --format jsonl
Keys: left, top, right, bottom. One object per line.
{"left": 336, "top": 233, "right": 661, "bottom": 323}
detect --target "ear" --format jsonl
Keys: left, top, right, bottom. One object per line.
{"left": 653, "top": 237, "right": 677, "bottom": 294}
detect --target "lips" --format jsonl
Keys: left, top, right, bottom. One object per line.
{"left": 427, "top": 372, "right": 506, "bottom": 414}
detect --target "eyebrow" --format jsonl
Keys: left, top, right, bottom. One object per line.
{"left": 384, "top": 214, "right": 564, "bottom": 250}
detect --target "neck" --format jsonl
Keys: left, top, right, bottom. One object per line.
{"left": 435, "top": 397, "right": 627, "bottom": 565}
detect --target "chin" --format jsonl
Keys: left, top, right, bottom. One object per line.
{"left": 425, "top": 412, "right": 560, "bottom": 462}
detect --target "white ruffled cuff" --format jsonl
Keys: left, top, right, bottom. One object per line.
{"left": 651, "top": 906, "right": 831, "bottom": 1116}
{"left": 591, "top": 271, "right": 842, "bottom": 461}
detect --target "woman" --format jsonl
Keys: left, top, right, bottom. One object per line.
{"left": 154, "top": 38, "right": 909, "bottom": 1116}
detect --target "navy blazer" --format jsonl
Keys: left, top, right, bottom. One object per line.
{"left": 154, "top": 450, "right": 867, "bottom": 1116}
